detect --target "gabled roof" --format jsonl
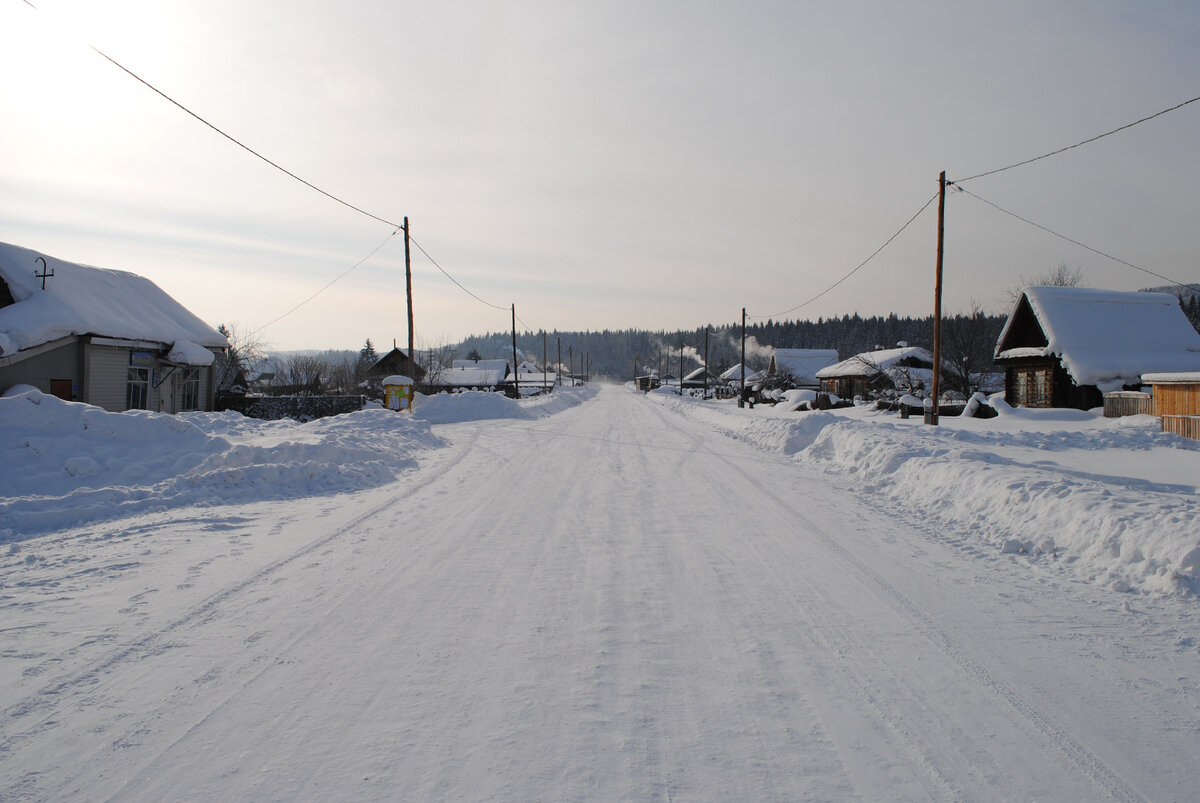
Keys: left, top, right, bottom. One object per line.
{"left": 816, "top": 346, "right": 933, "bottom": 378}
{"left": 0, "top": 241, "right": 225, "bottom": 358}
{"left": 438, "top": 360, "right": 508, "bottom": 387}
{"left": 995, "top": 286, "right": 1200, "bottom": 389}
{"left": 367, "top": 347, "right": 428, "bottom": 382}
{"left": 719, "top": 363, "right": 751, "bottom": 382}
{"left": 771, "top": 349, "right": 839, "bottom": 384}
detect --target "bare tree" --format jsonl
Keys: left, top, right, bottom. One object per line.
{"left": 325, "top": 354, "right": 359, "bottom": 395}
{"left": 942, "top": 302, "right": 1004, "bottom": 397}
{"left": 1006, "top": 262, "right": 1084, "bottom": 302}
{"left": 270, "top": 354, "right": 328, "bottom": 395}
{"left": 415, "top": 337, "right": 457, "bottom": 393}
{"left": 214, "top": 323, "right": 267, "bottom": 395}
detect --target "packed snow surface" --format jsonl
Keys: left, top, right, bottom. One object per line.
{"left": 2, "top": 382, "right": 1199, "bottom": 800}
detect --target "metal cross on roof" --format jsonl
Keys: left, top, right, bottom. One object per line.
{"left": 34, "top": 256, "right": 54, "bottom": 290}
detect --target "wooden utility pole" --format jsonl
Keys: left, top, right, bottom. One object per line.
{"left": 739, "top": 308, "right": 747, "bottom": 408}
{"left": 568, "top": 346, "right": 573, "bottom": 386}
{"left": 511, "top": 303, "right": 520, "bottom": 399}
{"left": 679, "top": 339, "right": 684, "bottom": 395}
{"left": 542, "top": 331, "right": 548, "bottom": 393}
{"left": 557, "top": 337, "right": 562, "bottom": 386}
{"left": 703, "top": 329, "right": 709, "bottom": 399}
{"left": 403, "top": 217, "right": 414, "bottom": 378}
{"left": 929, "top": 171, "right": 946, "bottom": 426}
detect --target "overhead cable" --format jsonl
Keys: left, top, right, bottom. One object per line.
{"left": 87, "top": 47, "right": 403, "bottom": 229}
{"left": 749, "top": 192, "right": 939, "bottom": 321}
{"left": 408, "top": 235, "right": 510, "bottom": 312}
{"left": 250, "top": 228, "right": 399, "bottom": 335}
{"left": 956, "top": 93, "right": 1200, "bottom": 183}
{"left": 956, "top": 186, "right": 1200, "bottom": 294}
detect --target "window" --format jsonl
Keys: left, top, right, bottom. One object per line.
{"left": 180, "top": 368, "right": 201, "bottom": 411}
{"left": 126, "top": 367, "right": 149, "bottom": 410}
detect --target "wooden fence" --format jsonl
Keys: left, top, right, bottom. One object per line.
{"left": 1102, "top": 391, "right": 1153, "bottom": 417}
{"left": 1161, "top": 415, "right": 1200, "bottom": 441}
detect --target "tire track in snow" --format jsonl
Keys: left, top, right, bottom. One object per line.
{"left": 0, "top": 427, "right": 483, "bottom": 746}
{"left": 642, "top": 396, "right": 1145, "bottom": 803}
{"left": 636, "top": 397, "right": 964, "bottom": 800}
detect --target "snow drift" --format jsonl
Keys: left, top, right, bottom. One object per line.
{"left": 647, "top": 388, "right": 1200, "bottom": 597}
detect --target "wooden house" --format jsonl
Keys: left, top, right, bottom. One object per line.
{"left": 366, "top": 347, "right": 427, "bottom": 390}
{"left": 681, "top": 366, "right": 717, "bottom": 389}
{"left": 0, "top": 241, "right": 226, "bottom": 412}
{"left": 994, "top": 287, "right": 1200, "bottom": 410}
{"left": 816, "top": 346, "right": 935, "bottom": 399}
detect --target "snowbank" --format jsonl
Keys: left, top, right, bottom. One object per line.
{"left": 646, "top": 389, "right": 1200, "bottom": 597}
{"left": 0, "top": 388, "right": 443, "bottom": 540}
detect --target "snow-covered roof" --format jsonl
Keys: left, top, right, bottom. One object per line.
{"left": 1142, "top": 372, "right": 1200, "bottom": 384}
{"left": 440, "top": 360, "right": 508, "bottom": 387}
{"left": 505, "top": 372, "right": 556, "bottom": 385}
{"left": 0, "top": 241, "right": 225, "bottom": 358}
{"left": 816, "top": 346, "right": 933, "bottom": 378}
{"left": 719, "top": 364, "right": 751, "bottom": 382}
{"left": 382, "top": 375, "right": 413, "bottom": 385}
{"left": 995, "top": 286, "right": 1200, "bottom": 389}
{"left": 772, "top": 349, "right": 839, "bottom": 384}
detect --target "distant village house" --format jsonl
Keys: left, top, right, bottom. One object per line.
{"left": 816, "top": 344, "right": 935, "bottom": 399}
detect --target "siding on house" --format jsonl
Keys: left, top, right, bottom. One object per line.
{"left": 87, "top": 345, "right": 130, "bottom": 412}
{"left": 0, "top": 340, "right": 77, "bottom": 397}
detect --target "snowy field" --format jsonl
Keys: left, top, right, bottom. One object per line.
{"left": 1, "top": 383, "right": 1199, "bottom": 800}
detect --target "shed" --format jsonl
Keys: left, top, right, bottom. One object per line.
{"left": 994, "top": 286, "right": 1200, "bottom": 410}
{"left": 0, "top": 241, "right": 226, "bottom": 412}
{"left": 1143, "top": 371, "right": 1200, "bottom": 440}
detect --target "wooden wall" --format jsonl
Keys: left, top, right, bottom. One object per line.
{"left": 1152, "top": 383, "right": 1200, "bottom": 416}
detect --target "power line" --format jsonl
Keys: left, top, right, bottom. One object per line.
{"left": 749, "top": 192, "right": 939, "bottom": 321}
{"left": 20, "top": 0, "right": 403, "bottom": 229}
{"left": 955, "top": 186, "right": 1200, "bottom": 294}
{"left": 250, "top": 228, "right": 400, "bottom": 336}
{"left": 407, "top": 235, "right": 510, "bottom": 312}
{"left": 87, "top": 47, "right": 404, "bottom": 230}
{"left": 956, "top": 93, "right": 1200, "bottom": 183}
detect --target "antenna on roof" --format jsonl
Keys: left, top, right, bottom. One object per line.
{"left": 34, "top": 256, "right": 54, "bottom": 291}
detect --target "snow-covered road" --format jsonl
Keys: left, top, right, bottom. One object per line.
{"left": 3, "top": 385, "right": 1198, "bottom": 800}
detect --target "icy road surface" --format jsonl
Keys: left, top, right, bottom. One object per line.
{"left": 3, "top": 385, "right": 1198, "bottom": 801}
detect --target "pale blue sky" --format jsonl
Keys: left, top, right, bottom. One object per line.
{"left": 2, "top": 0, "right": 1197, "bottom": 350}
